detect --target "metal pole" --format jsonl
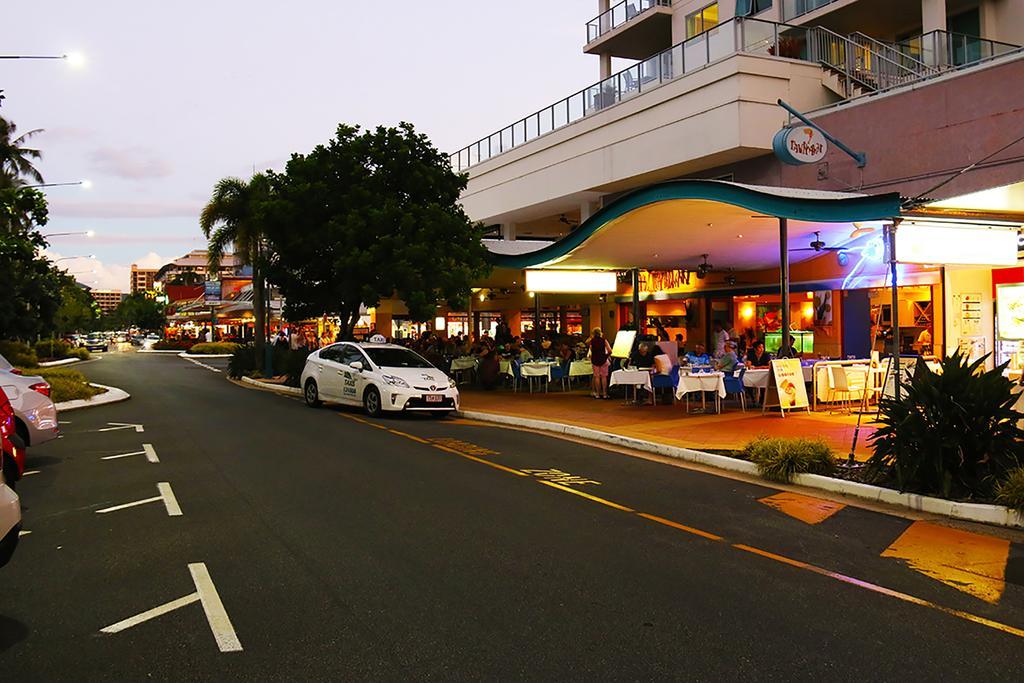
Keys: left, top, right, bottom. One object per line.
{"left": 779, "top": 218, "right": 791, "bottom": 356}
{"left": 887, "top": 223, "right": 901, "bottom": 398}
{"left": 632, "top": 269, "right": 641, "bottom": 333}
{"left": 534, "top": 293, "right": 542, "bottom": 347}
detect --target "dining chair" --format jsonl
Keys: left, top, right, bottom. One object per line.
{"left": 723, "top": 367, "right": 746, "bottom": 412}
{"left": 827, "top": 365, "right": 854, "bottom": 413}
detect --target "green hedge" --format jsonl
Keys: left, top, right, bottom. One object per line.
{"left": 15, "top": 366, "right": 104, "bottom": 403}
{"left": 152, "top": 339, "right": 194, "bottom": 351}
{"left": 188, "top": 342, "right": 241, "bottom": 355}
{"left": 995, "top": 468, "right": 1024, "bottom": 514}
{"left": 0, "top": 340, "right": 38, "bottom": 368}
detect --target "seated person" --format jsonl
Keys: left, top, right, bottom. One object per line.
{"left": 745, "top": 340, "right": 771, "bottom": 368}
{"left": 517, "top": 344, "right": 534, "bottom": 363}
{"left": 629, "top": 340, "right": 664, "bottom": 369}
{"left": 685, "top": 343, "right": 711, "bottom": 366}
{"left": 716, "top": 341, "right": 740, "bottom": 373}
{"left": 777, "top": 334, "right": 802, "bottom": 359}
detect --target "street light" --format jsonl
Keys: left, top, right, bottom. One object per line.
{"left": 0, "top": 52, "right": 84, "bottom": 68}
{"left": 53, "top": 254, "right": 95, "bottom": 263}
{"left": 26, "top": 180, "right": 92, "bottom": 189}
{"left": 43, "top": 230, "right": 95, "bottom": 238}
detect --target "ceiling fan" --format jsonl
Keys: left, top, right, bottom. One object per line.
{"left": 790, "top": 231, "right": 845, "bottom": 253}
{"left": 695, "top": 254, "right": 713, "bottom": 279}
{"left": 708, "top": 268, "right": 757, "bottom": 287}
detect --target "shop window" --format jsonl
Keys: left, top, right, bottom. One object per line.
{"left": 686, "top": 2, "right": 719, "bottom": 38}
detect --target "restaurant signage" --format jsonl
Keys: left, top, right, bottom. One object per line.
{"left": 203, "top": 280, "right": 220, "bottom": 303}
{"left": 763, "top": 359, "right": 810, "bottom": 415}
{"left": 895, "top": 222, "right": 1019, "bottom": 266}
{"left": 772, "top": 125, "right": 828, "bottom": 165}
{"left": 637, "top": 269, "right": 693, "bottom": 294}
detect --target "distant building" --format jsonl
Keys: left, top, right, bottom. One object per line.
{"left": 92, "top": 290, "right": 126, "bottom": 315}
{"left": 154, "top": 249, "right": 243, "bottom": 286}
{"left": 130, "top": 264, "right": 158, "bottom": 295}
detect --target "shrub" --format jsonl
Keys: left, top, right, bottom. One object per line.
{"left": 16, "top": 366, "right": 104, "bottom": 403}
{"left": 34, "top": 339, "right": 73, "bottom": 360}
{"left": 0, "top": 340, "right": 38, "bottom": 368}
{"left": 995, "top": 468, "right": 1024, "bottom": 515}
{"left": 68, "top": 348, "right": 91, "bottom": 360}
{"left": 868, "top": 351, "right": 1024, "bottom": 499}
{"left": 284, "top": 348, "right": 311, "bottom": 387}
{"left": 744, "top": 435, "right": 836, "bottom": 483}
{"left": 189, "top": 342, "right": 241, "bottom": 355}
{"left": 152, "top": 339, "right": 194, "bottom": 351}
{"left": 227, "top": 344, "right": 259, "bottom": 379}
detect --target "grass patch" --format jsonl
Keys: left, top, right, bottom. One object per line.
{"left": 17, "top": 366, "right": 106, "bottom": 403}
{"left": 189, "top": 342, "right": 241, "bottom": 355}
{"left": 744, "top": 435, "right": 836, "bottom": 483}
{"left": 0, "top": 340, "right": 38, "bottom": 368}
{"left": 995, "top": 468, "right": 1024, "bottom": 514}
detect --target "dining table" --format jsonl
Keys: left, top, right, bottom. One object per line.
{"left": 610, "top": 368, "right": 653, "bottom": 405}
{"left": 675, "top": 371, "right": 726, "bottom": 413}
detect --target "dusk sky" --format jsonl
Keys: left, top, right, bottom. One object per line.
{"left": 3, "top": 1, "right": 607, "bottom": 289}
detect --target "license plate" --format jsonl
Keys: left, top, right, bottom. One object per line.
{"left": 424, "top": 394, "right": 444, "bottom": 403}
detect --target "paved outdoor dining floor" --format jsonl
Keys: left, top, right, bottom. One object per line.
{"left": 459, "top": 386, "right": 878, "bottom": 462}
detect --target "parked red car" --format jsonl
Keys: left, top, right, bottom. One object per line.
{"left": 1, "top": 390, "right": 24, "bottom": 489}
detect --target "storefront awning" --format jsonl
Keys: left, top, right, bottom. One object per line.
{"left": 489, "top": 180, "right": 902, "bottom": 271}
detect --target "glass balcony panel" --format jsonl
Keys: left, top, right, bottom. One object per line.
{"left": 684, "top": 35, "right": 709, "bottom": 72}
{"left": 742, "top": 18, "right": 776, "bottom": 55}
{"left": 620, "top": 65, "right": 641, "bottom": 98}
{"left": 708, "top": 24, "right": 736, "bottom": 62}
{"left": 499, "top": 128, "right": 512, "bottom": 153}
{"left": 567, "top": 93, "right": 585, "bottom": 122}
{"left": 639, "top": 55, "right": 661, "bottom": 86}
{"left": 538, "top": 107, "right": 553, "bottom": 136}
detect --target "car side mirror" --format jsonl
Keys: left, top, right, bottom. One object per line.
{"left": 349, "top": 361, "right": 363, "bottom": 371}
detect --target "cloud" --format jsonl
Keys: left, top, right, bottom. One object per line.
{"left": 42, "top": 126, "right": 96, "bottom": 143}
{"left": 90, "top": 145, "right": 173, "bottom": 180}
{"left": 47, "top": 199, "right": 201, "bottom": 219}
{"left": 44, "top": 249, "right": 171, "bottom": 291}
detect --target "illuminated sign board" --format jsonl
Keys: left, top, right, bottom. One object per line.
{"left": 637, "top": 269, "right": 693, "bottom": 293}
{"left": 896, "top": 223, "right": 1019, "bottom": 266}
{"left": 772, "top": 126, "right": 828, "bottom": 165}
{"left": 525, "top": 270, "right": 617, "bottom": 293}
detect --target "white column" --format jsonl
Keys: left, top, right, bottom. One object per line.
{"left": 921, "top": 0, "right": 948, "bottom": 33}
{"left": 580, "top": 201, "right": 598, "bottom": 223}
{"left": 501, "top": 223, "right": 517, "bottom": 241}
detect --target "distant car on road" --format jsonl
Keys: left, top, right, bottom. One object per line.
{"left": 82, "top": 335, "right": 108, "bottom": 352}
{"left": 300, "top": 338, "right": 459, "bottom": 417}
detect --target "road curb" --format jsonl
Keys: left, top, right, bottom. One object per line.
{"left": 38, "top": 357, "right": 85, "bottom": 367}
{"left": 457, "top": 409, "right": 1024, "bottom": 530}
{"left": 55, "top": 383, "right": 130, "bottom": 412}
{"left": 239, "top": 376, "right": 303, "bottom": 396}
{"left": 178, "top": 352, "right": 235, "bottom": 359}
{"left": 137, "top": 349, "right": 187, "bottom": 354}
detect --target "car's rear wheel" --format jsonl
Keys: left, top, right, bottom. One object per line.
{"left": 363, "top": 386, "right": 382, "bottom": 417}
{"left": 2, "top": 454, "right": 18, "bottom": 491}
{"left": 304, "top": 379, "right": 322, "bottom": 408}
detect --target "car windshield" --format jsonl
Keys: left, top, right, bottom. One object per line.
{"left": 363, "top": 347, "right": 434, "bottom": 369}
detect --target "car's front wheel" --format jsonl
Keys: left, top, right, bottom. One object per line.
{"left": 363, "top": 386, "right": 382, "bottom": 417}
{"left": 304, "top": 379, "right": 322, "bottom": 408}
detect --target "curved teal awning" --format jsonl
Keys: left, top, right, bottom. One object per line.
{"left": 490, "top": 180, "right": 902, "bottom": 271}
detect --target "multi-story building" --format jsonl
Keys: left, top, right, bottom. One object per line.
{"left": 91, "top": 290, "right": 126, "bottom": 316}
{"left": 130, "top": 264, "right": 158, "bottom": 295}
{"left": 154, "top": 250, "right": 244, "bottom": 287}
{"left": 433, "top": 0, "right": 1024, "bottom": 369}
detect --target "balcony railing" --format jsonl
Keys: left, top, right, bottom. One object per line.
{"left": 781, "top": 0, "right": 841, "bottom": 22}
{"left": 896, "top": 30, "right": 1019, "bottom": 69}
{"left": 586, "top": 0, "right": 671, "bottom": 43}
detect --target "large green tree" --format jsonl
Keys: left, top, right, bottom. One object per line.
{"left": 263, "top": 122, "right": 491, "bottom": 339}
{"left": 200, "top": 174, "right": 270, "bottom": 357}
{"left": 54, "top": 281, "right": 101, "bottom": 334}
{"left": 0, "top": 115, "right": 44, "bottom": 189}
{"left": 113, "top": 293, "right": 165, "bottom": 330}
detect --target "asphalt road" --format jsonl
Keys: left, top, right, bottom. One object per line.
{"left": 2, "top": 350, "right": 1024, "bottom": 680}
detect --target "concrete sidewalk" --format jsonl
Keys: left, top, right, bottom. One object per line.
{"left": 459, "top": 385, "right": 877, "bottom": 461}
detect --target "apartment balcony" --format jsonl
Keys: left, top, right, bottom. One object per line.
{"left": 584, "top": 0, "right": 673, "bottom": 60}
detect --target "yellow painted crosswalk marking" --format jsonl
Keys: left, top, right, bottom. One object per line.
{"left": 882, "top": 521, "right": 1011, "bottom": 605}
{"left": 759, "top": 492, "right": 846, "bottom": 525}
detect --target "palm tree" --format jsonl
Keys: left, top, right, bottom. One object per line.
{"left": 0, "top": 115, "right": 44, "bottom": 188}
{"left": 199, "top": 174, "right": 271, "bottom": 359}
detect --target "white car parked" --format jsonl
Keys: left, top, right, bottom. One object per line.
{"left": 0, "top": 466, "right": 20, "bottom": 568}
{"left": 0, "top": 354, "right": 59, "bottom": 449}
{"left": 300, "top": 339, "right": 459, "bottom": 417}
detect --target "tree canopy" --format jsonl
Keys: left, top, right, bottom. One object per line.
{"left": 263, "top": 122, "right": 491, "bottom": 339}
{"left": 0, "top": 115, "right": 44, "bottom": 189}
{"left": 112, "top": 293, "right": 165, "bottom": 331}
{"left": 55, "top": 281, "right": 101, "bottom": 334}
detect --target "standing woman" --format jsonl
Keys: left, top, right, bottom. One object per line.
{"left": 589, "top": 328, "right": 612, "bottom": 399}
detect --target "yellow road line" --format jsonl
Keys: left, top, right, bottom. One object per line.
{"left": 637, "top": 512, "right": 723, "bottom": 541}
{"left": 538, "top": 480, "right": 635, "bottom": 513}
{"left": 337, "top": 410, "right": 1024, "bottom": 640}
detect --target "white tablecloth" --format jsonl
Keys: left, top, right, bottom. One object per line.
{"left": 569, "top": 359, "right": 593, "bottom": 377}
{"left": 675, "top": 372, "right": 726, "bottom": 399}
{"left": 450, "top": 356, "right": 478, "bottom": 371}
{"left": 610, "top": 369, "right": 652, "bottom": 393}
{"left": 521, "top": 362, "right": 556, "bottom": 380}
{"left": 742, "top": 366, "right": 814, "bottom": 389}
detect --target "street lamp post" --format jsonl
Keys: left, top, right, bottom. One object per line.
{"left": 54, "top": 255, "right": 96, "bottom": 263}
{"left": 27, "top": 180, "right": 92, "bottom": 189}
{"left": 43, "top": 230, "right": 95, "bottom": 238}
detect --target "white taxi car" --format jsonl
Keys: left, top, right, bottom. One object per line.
{"left": 300, "top": 337, "right": 459, "bottom": 417}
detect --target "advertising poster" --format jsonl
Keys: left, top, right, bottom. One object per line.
{"left": 204, "top": 280, "right": 221, "bottom": 303}
{"left": 997, "top": 285, "right": 1024, "bottom": 340}
{"left": 770, "top": 359, "right": 809, "bottom": 410}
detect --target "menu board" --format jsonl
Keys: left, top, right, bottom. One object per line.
{"left": 997, "top": 285, "right": 1024, "bottom": 340}
{"left": 762, "top": 359, "right": 811, "bottom": 416}
{"left": 610, "top": 330, "right": 636, "bottom": 359}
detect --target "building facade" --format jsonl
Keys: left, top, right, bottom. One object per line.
{"left": 430, "top": 0, "right": 1024, "bottom": 372}
{"left": 154, "top": 250, "right": 244, "bottom": 287}
{"left": 91, "top": 290, "right": 126, "bottom": 316}
{"left": 130, "top": 264, "right": 158, "bottom": 295}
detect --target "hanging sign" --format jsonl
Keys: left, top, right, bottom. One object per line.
{"left": 772, "top": 125, "right": 828, "bottom": 165}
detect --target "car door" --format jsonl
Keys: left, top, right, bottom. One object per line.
{"left": 315, "top": 345, "right": 347, "bottom": 400}
{"left": 338, "top": 345, "right": 368, "bottom": 405}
